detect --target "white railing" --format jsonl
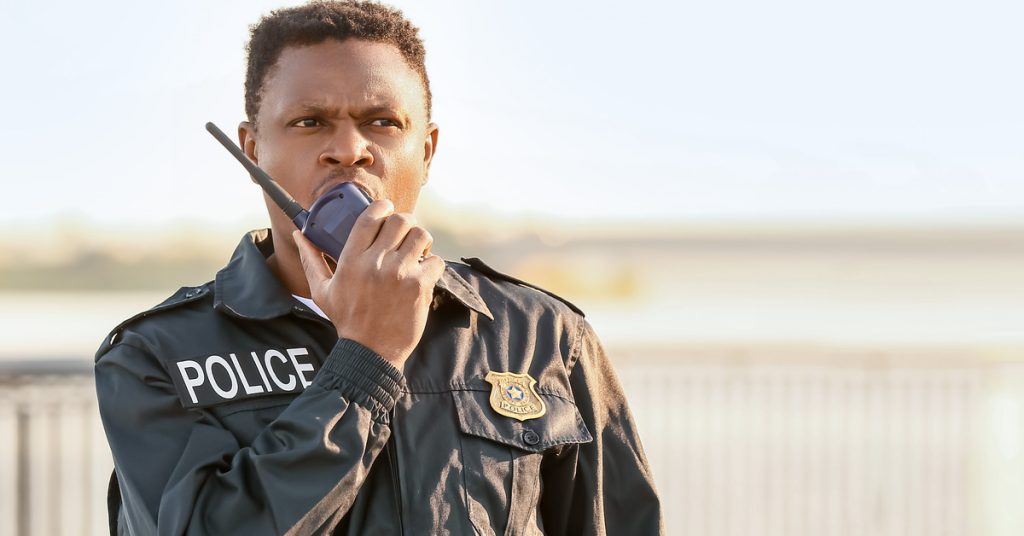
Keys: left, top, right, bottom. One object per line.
{"left": 2, "top": 352, "right": 1020, "bottom": 536}
{"left": 0, "top": 368, "right": 110, "bottom": 536}
{"left": 617, "top": 357, "right": 983, "bottom": 536}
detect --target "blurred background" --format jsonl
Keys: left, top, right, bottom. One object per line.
{"left": 1, "top": 0, "right": 1022, "bottom": 534}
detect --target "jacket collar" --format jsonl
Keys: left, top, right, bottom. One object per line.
{"left": 215, "top": 229, "right": 493, "bottom": 321}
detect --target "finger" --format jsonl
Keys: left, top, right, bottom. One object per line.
{"left": 340, "top": 199, "right": 394, "bottom": 259}
{"left": 293, "top": 230, "right": 332, "bottom": 288}
{"left": 395, "top": 225, "right": 433, "bottom": 264}
{"left": 371, "top": 212, "right": 416, "bottom": 254}
{"left": 418, "top": 254, "right": 446, "bottom": 283}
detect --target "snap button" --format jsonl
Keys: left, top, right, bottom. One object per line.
{"left": 522, "top": 429, "right": 540, "bottom": 446}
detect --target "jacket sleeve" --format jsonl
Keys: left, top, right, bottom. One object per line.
{"left": 538, "top": 319, "right": 664, "bottom": 535}
{"left": 95, "top": 338, "right": 401, "bottom": 536}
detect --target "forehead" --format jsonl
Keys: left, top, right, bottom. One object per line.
{"left": 259, "top": 39, "right": 426, "bottom": 118}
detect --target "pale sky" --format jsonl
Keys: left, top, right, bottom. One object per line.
{"left": 1, "top": 0, "right": 1022, "bottom": 227}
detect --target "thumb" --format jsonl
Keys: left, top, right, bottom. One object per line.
{"left": 292, "top": 230, "right": 332, "bottom": 289}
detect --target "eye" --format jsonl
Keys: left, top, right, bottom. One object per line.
{"left": 370, "top": 118, "right": 400, "bottom": 128}
{"left": 292, "top": 118, "right": 322, "bottom": 128}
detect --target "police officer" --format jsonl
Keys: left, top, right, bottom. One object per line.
{"left": 95, "top": 2, "right": 663, "bottom": 534}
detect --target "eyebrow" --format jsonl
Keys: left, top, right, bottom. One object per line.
{"left": 292, "top": 102, "right": 409, "bottom": 122}
{"left": 292, "top": 102, "right": 341, "bottom": 117}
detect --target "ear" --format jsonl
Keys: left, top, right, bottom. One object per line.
{"left": 237, "top": 121, "right": 260, "bottom": 184}
{"left": 421, "top": 122, "right": 439, "bottom": 185}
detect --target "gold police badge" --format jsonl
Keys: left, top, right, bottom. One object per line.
{"left": 484, "top": 371, "right": 546, "bottom": 421}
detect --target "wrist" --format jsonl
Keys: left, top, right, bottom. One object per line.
{"left": 320, "top": 338, "right": 405, "bottom": 421}
{"left": 337, "top": 331, "right": 408, "bottom": 368}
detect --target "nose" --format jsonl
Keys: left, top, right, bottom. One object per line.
{"left": 319, "top": 125, "right": 373, "bottom": 168}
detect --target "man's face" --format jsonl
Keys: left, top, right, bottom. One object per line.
{"left": 239, "top": 39, "right": 437, "bottom": 231}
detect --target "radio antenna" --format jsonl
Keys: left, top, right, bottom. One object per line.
{"left": 205, "top": 122, "right": 307, "bottom": 225}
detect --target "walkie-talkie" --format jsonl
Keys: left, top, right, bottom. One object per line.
{"left": 205, "top": 122, "right": 372, "bottom": 260}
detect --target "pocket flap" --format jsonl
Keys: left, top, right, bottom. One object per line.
{"left": 451, "top": 389, "right": 593, "bottom": 453}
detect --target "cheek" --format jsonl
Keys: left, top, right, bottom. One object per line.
{"left": 394, "top": 138, "right": 428, "bottom": 176}
{"left": 376, "top": 159, "right": 424, "bottom": 212}
{"left": 259, "top": 142, "right": 317, "bottom": 200}
{"left": 254, "top": 140, "right": 286, "bottom": 177}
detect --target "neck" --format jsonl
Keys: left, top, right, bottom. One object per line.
{"left": 266, "top": 226, "right": 313, "bottom": 299}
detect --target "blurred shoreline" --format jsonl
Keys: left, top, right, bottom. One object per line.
{"left": 2, "top": 212, "right": 1021, "bottom": 289}
{"left": 1, "top": 214, "right": 1019, "bottom": 360}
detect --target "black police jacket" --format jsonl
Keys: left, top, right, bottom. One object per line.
{"left": 95, "top": 230, "right": 663, "bottom": 535}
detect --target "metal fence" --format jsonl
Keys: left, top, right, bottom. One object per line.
{"left": 0, "top": 362, "right": 110, "bottom": 536}
{"left": 1, "top": 352, "right": 1015, "bottom": 536}
{"left": 618, "top": 357, "right": 983, "bottom": 536}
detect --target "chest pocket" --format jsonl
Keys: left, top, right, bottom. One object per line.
{"left": 451, "top": 389, "right": 592, "bottom": 536}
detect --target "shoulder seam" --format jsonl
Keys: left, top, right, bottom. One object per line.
{"left": 100, "top": 340, "right": 155, "bottom": 359}
{"left": 567, "top": 316, "right": 587, "bottom": 373}
{"left": 459, "top": 257, "right": 585, "bottom": 317}
{"left": 95, "top": 283, "right": 213, "bottom": 361}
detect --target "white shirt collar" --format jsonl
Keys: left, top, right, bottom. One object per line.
{"left": 292, "top": 295, "right": 328, "bottom": 320}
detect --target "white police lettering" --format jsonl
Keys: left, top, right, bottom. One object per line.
{"left": 264, "top": 349, "right": 296, "bottom": 391}
{"left": 230, "top": 353, "right": 264, "bottom": 395}
{"left": 206, "top": 356, "right": 238, "bottom": 399}
{"left": 250, "top": 351, "right": 272, "bottom": 392}
{"left": 177, "top": 360, "right": 205, "bottom": 405}
{"left": 287, "top": 347, "right": 314, "bottom": 388}
{"left": 169, "top": 347, "right": 319, "bottom": 408}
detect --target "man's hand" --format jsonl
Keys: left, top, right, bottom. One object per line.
{"left": 293, "top": 199, "right": 446, "bottom": 369}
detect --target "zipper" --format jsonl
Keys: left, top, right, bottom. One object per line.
{"left": 386, "top": 408, "right": 405, "bottom": 534}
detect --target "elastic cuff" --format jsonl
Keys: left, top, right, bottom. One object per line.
{"left": 319, "top": 339, "right": 404, "bottom": 421}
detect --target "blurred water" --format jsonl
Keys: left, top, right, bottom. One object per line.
{"left": 0, "top": 292, "right": 169, "bottom": 361}
{"left": 1, "top": 283, "right": 1019, "bottom": 362}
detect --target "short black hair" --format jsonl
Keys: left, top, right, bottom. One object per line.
{"left": 244, "top": 1, "right": 431, "bottom": 123}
